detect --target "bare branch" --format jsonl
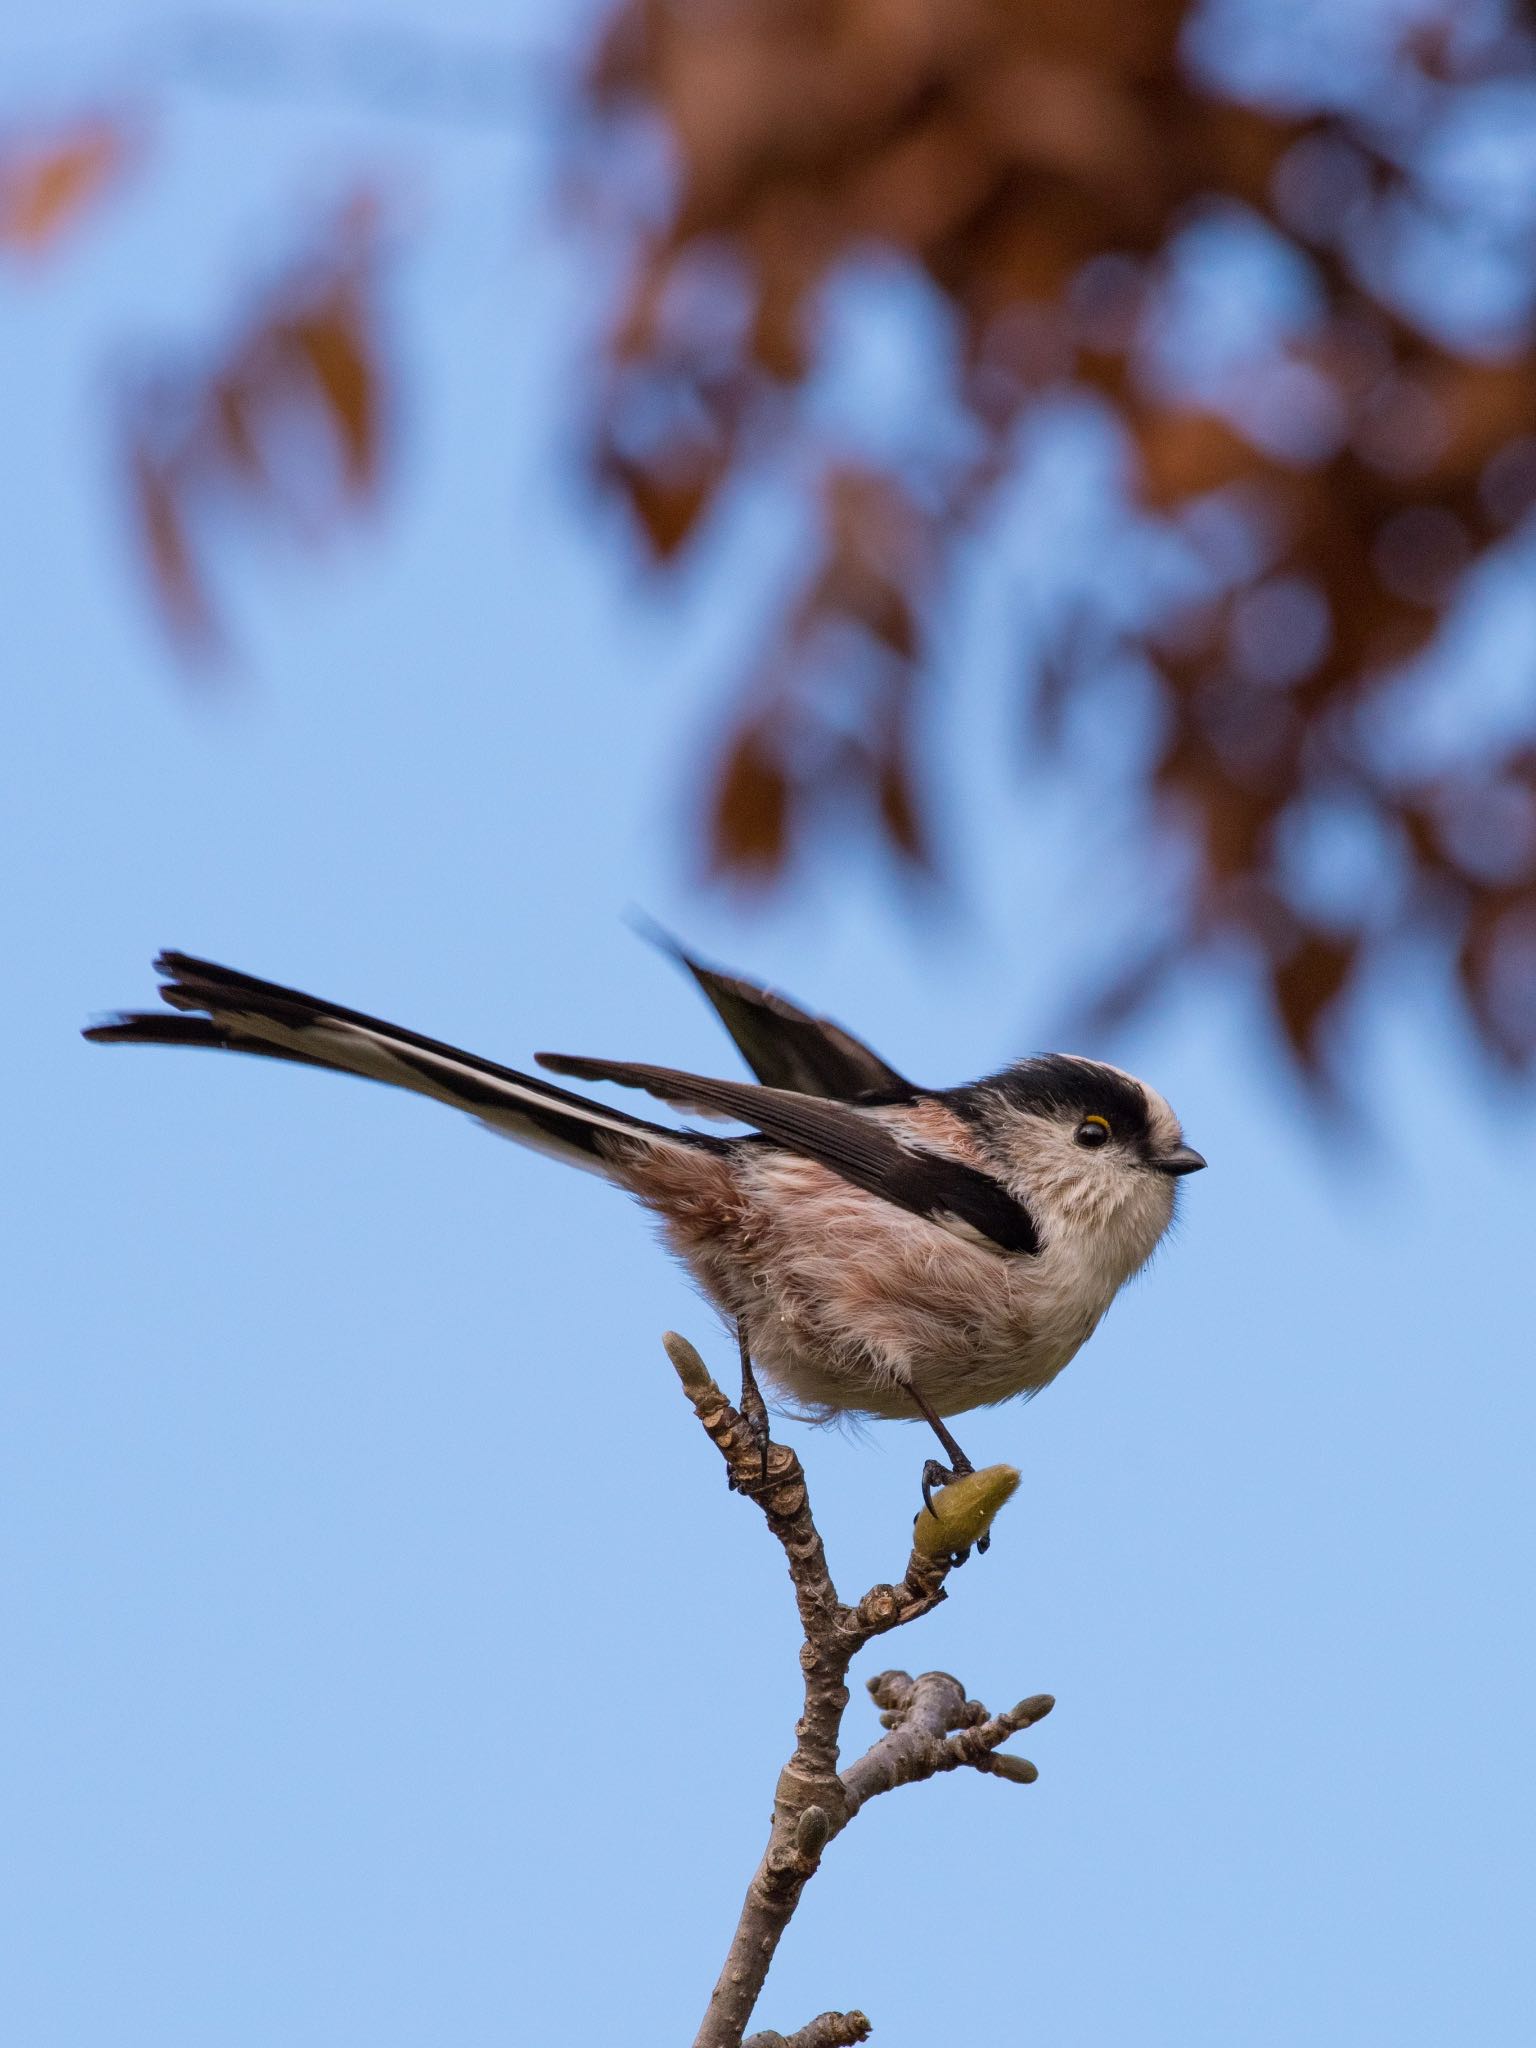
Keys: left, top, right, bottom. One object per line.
{"left": 841, "top": 1671, "right": 970, "bottom": 1815}
{"left": 843, "top": 1673, "right": 1055, "bottom": 1815}
{"left": 662, "top": 1333, "right": 1049, "bottom": 2047}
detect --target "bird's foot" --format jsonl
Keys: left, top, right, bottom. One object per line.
{"left": 921, "top": 1455, "right": 972, "bottom": 1512}
{"left": 728, "top": 1320, "right": 773, "bottom": 1494}
{"left": 730, "top": 1373, "right": 773, "bottom": 1494}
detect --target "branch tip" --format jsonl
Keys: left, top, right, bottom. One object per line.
{"left": 663, "top": 1328, "right": 718, "bottom": 1401}
{"left": 744, "top": 2011, "right": 873, "bottom": 2048}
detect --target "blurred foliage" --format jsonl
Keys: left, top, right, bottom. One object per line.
{"left": 8, "top": 4, "right": 1536, "bottom": 1083}
{"left": 0, "top": 113, "right": 139, "bottom": 253}
{"left": 585, "top": 0, "right": 1536, "bottom": 1076}
{"left": 121, "top": 191, "right": 388, "bottom": 656}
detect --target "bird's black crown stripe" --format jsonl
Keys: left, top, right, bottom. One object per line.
{"left": 953, "top": 1056, "right": 1153, "bottom": 1142}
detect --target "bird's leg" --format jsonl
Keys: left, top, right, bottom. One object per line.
{"left": 909, "top": 1383, "right": 975, "bottom": 1499}
{"left": 909, "top": 1382, "right": 989, "bottom": 1559}
{"left": 733, "top": 1317, "right": 772, "bottom": 1491}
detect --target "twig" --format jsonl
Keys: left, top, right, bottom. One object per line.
{"left": 743, "top": 2013, "right": 872, "bottom": 2048}
{"left": 662, "top": 1333, "right": 1051, "bottom": 2048}
{"left": 843, "top": 1671, "right": 1054, "bottom": 1815}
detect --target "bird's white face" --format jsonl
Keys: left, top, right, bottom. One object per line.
{"left": 975, "top": 1057, "right": 1201, "bottom": 1279}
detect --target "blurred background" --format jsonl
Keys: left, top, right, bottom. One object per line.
{"left": 5, "top": 2, "right": 1534, "bottom": 2042}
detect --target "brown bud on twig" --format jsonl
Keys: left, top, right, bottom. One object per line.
{"left": 865, "top": 1671, "right": 914, "bottom": 1712}
{"left": 795, "top": 1804, "right": 831, "bottom": 1857}
{"left": 975, "top": 1753, "right": 1039, "bottom": 1785}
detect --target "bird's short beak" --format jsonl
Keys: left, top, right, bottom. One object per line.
{"left": 1153, "top": 1144, "right": 1207, "bottom": 1177}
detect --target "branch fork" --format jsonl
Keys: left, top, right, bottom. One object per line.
{"left": 662, "top": 1333, "right": 1051, "bottom": 2048}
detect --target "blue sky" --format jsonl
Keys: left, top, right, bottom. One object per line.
{"left": 5, "top": 6, "right": 1535, "bottom": 2045}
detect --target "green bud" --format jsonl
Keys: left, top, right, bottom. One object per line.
{"left": 912, "top": 1464, "right": 1021, "bottom": 1559}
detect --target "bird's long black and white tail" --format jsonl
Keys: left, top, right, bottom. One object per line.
{"left": 84, "top": 952, "right": 712, "bottom": 1176}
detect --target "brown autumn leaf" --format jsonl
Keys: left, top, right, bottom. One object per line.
{"left": 126, "top": 444, "right": 219, "bottom": 655}
{"left": 875, "top": 718, "right": 930, "bottom": 869}
{"left": 602, "top": 442, "right": 726, "bottom": 559}
{"left": 811, "top": 466, "right": 928, "bottom": 658}
{"left": 283, "top": 296, "right": 378, "bottom": 496}
{"left": 1429, "top": 358, "right": 1536, "bottom": 479}
{"left": 1272, "top": 931, "right": 1358, "bottom": 1069}
{"left": 1132, "top": 409, "right": 1262, "bottom": 510}
{"left": 708, "top": 722, "right": 791, "bottom": 879}
{"left": 0, "top": 115, "right": 135, "bottom": 254}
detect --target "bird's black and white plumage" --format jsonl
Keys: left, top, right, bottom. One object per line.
{"left": 85, "top": 940, "right": 1204, "bottom": 1463}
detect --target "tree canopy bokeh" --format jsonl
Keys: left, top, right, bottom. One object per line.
{"left": 8, "top": 0, "right": 1536, "bottom": 1084}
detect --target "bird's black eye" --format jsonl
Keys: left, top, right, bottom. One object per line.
{"left": 1075, "top": 1116, "right": 1111, "bottom": 1148}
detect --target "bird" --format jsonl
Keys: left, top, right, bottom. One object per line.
{"left": 85, "top": 936, "right": 1204, "bottom": 1533}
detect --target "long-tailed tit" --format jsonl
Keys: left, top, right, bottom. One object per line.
{"left": 86, "top": 939, "right": 1204, "bottom": 1523}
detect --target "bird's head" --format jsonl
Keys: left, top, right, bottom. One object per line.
{"left": 971, "top": 1054, "right": 1205, "bottom": 1257}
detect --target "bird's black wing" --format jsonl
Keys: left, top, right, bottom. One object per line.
{"left": 638, "top": 922, "right": 914, "bottom": 1100}
{"left": 534, "top": 1054, "right": 1039, "bottom": 1254}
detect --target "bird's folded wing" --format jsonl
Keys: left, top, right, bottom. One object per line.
{"left": 639, "top": 922, "right": 914, "bottom": 1099}
{"left": 535, "top": 1054, "right": 1039, "bottom": 1254}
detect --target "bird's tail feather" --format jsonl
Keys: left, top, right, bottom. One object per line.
{"left": 84, "top": 951, "right": 709, "bottom": 1176}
